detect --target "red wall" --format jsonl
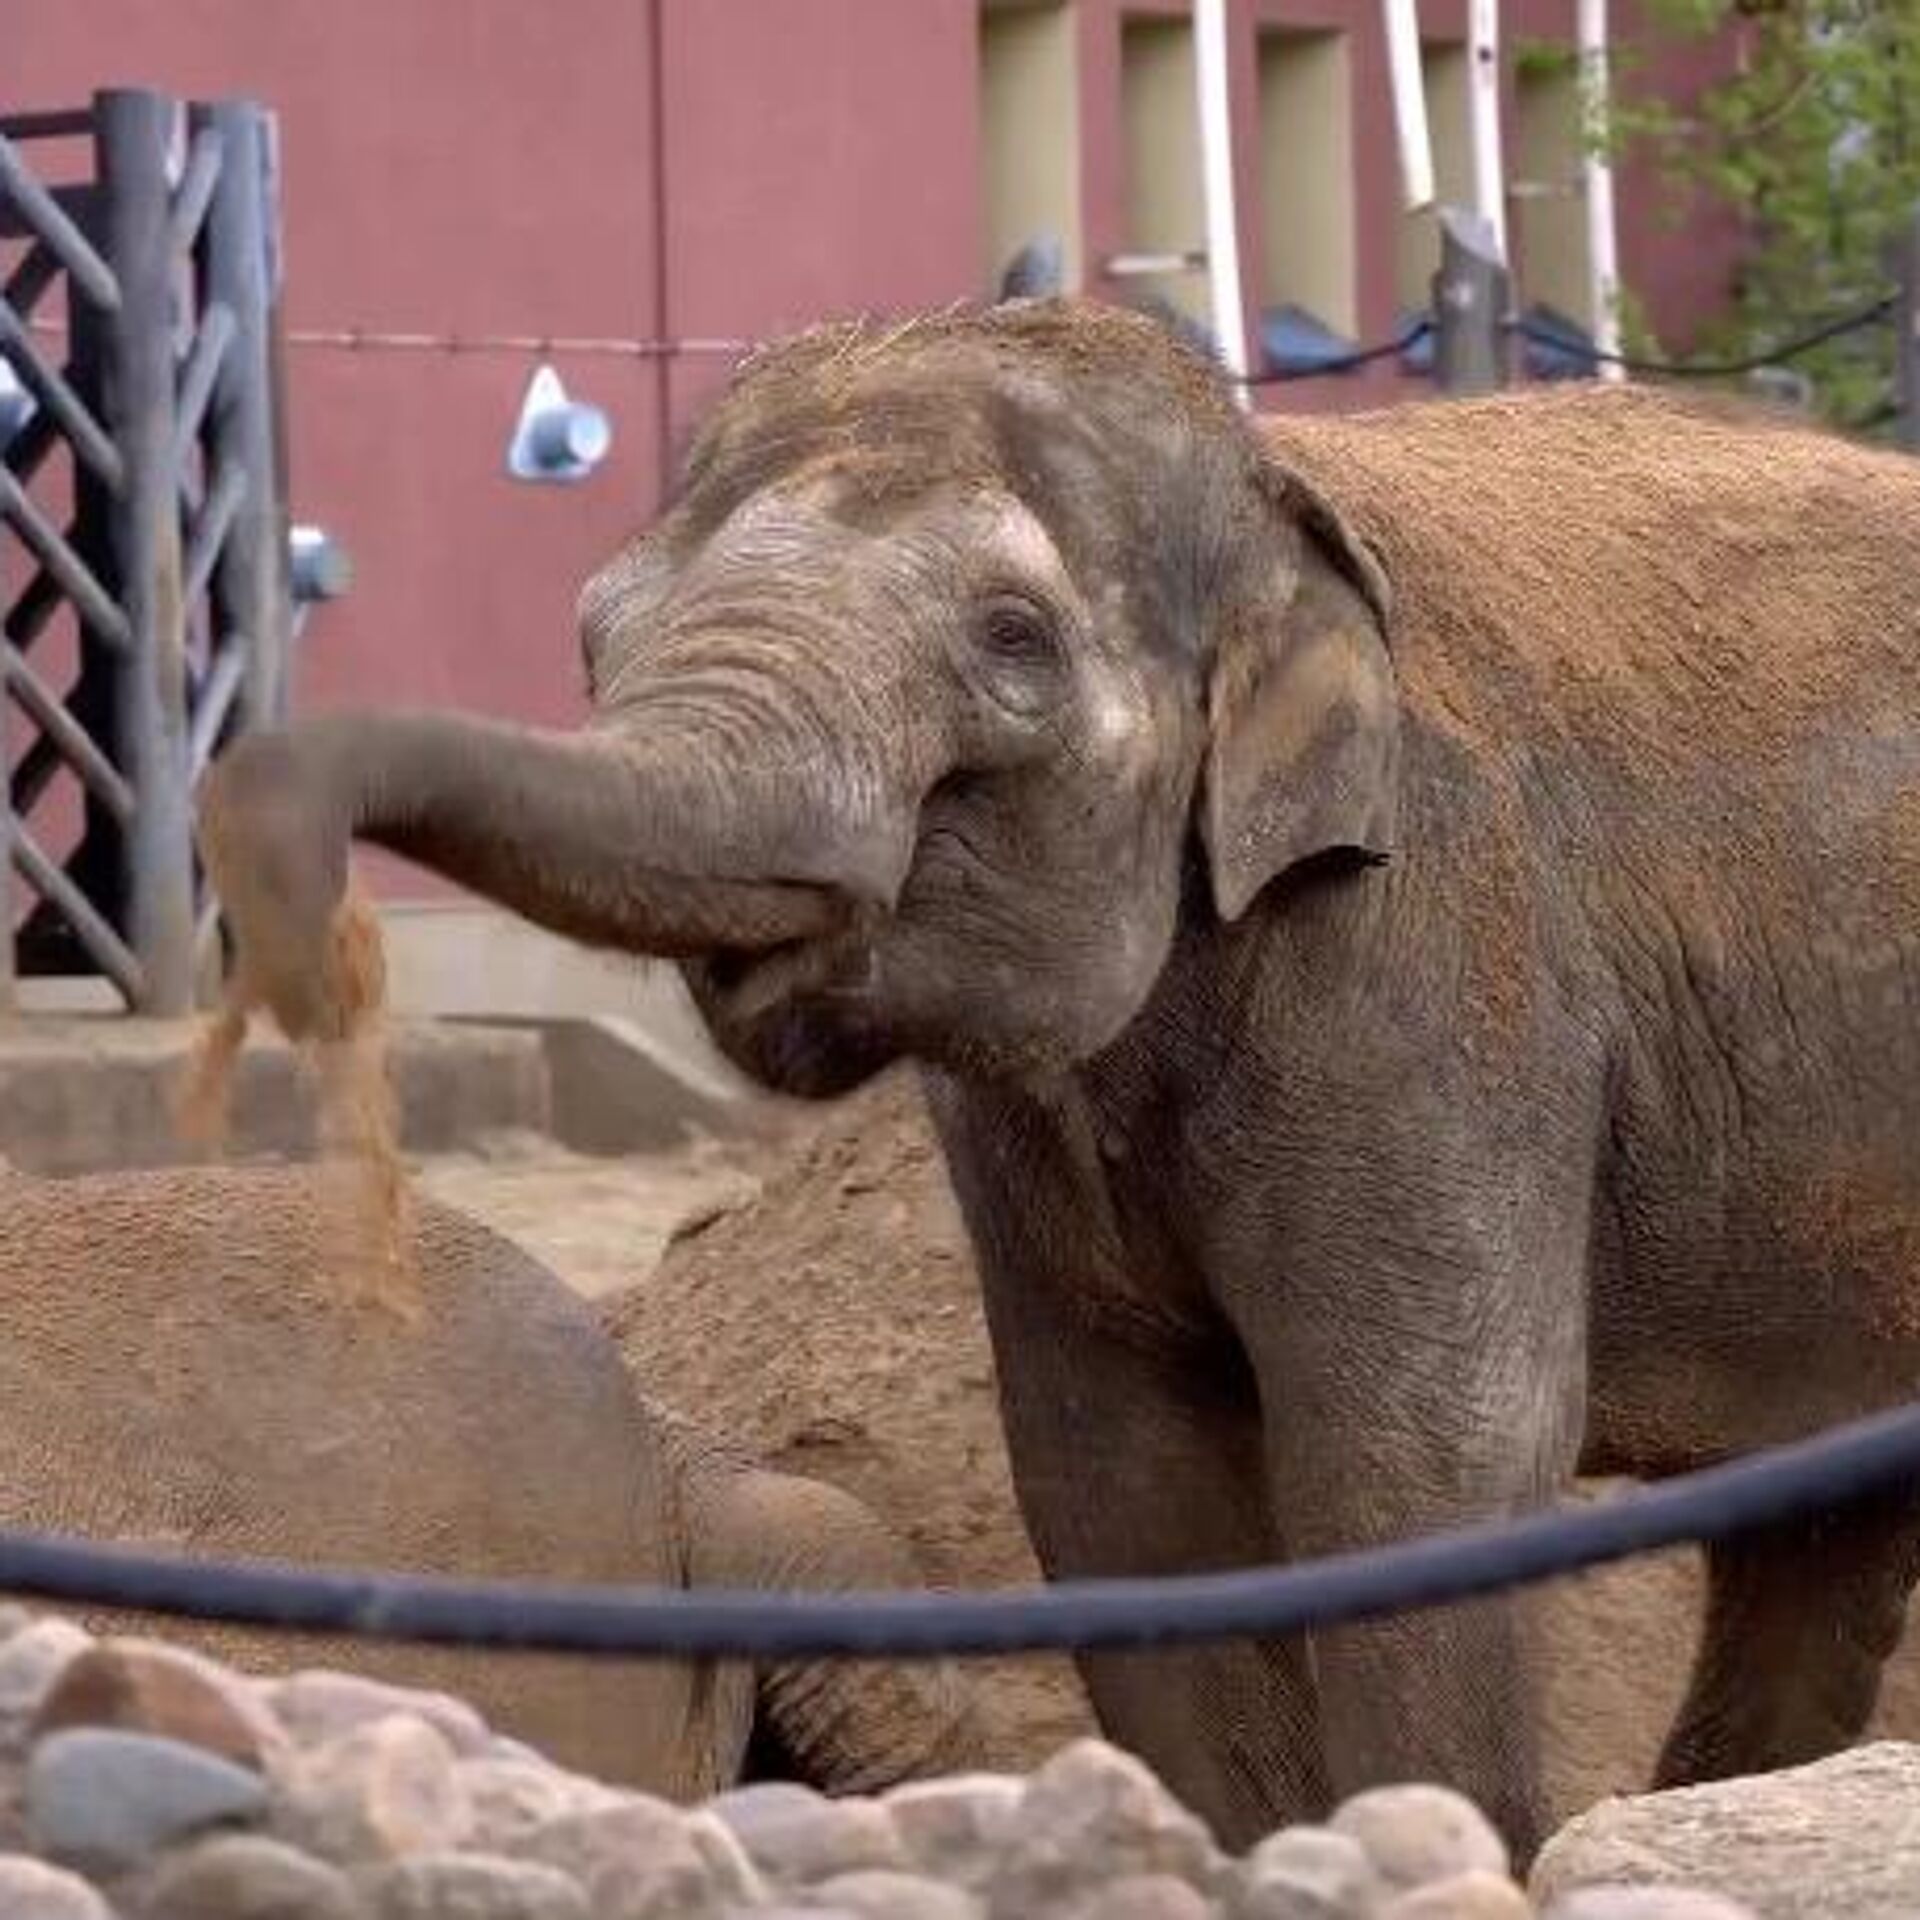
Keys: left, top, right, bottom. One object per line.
{"left": 7, "top": 0, "right": 1735, "bottom": 903}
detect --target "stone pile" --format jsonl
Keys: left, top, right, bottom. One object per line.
{"left": 0, "top": 1605, "right": 1802, "bottom": 1919}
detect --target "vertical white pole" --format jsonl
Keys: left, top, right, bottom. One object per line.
{"left": 1382, "top": 0, "right": 1435, "bottom": 211}
{"left": 1578, "top": 0, "right": 1625, "bottom": 380}
{"left": 1467, "top": 0, "right": 1507, "bottom": 261}
{"left": 1194, "top": 0, "right": 1254, "bottom": 406}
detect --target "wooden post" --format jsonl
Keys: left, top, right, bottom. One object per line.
{"left": 1895, "top": 203, "right": 1920, "bottom": 453}
{"left": 93, "top": 89, "right": 194, "bottom": 1015}
{"left": 1432, "top": 205, "right": 1513, "bottom": 395}
{"left": 197, "top": 99, "right": 293, "bottom": 738}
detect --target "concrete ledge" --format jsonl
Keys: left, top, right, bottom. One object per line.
{"left": 0, "top": 1017, "right": 553, "bottom": 1176}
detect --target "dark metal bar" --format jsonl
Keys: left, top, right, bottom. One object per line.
{"left": 186, "top": 642, "right": 245, "bottom": 779}
{"left": 3, "top": 408, "right": 59, "bottom": 489}
{"left": 170, "top": 298, "right": 233, "bottom": 464}
{"left": 181, "top": 459, "right": 245, "bottom": 613}
{"left": 0, "top": 136, "right": 118, "bottom": 311}
{"left": 0, "top": 109, "right": 95, "bottom": 142}
{"left": 166, "top": 125, "right": 223, "bottom": 260}
{"left": 10, "top": 734, "right": 59, "bottom": 815}
{"left": 10, "top": 823, "right": 144, "bottom": 1002}
{"left": 0, "top": 301, "right": 126, "bottom": 489}
{"left": 1432, "top": 206, "right": 1513, "bottom": 396}
{"left": 92, "top": 88, "right": 195, "bottom": 1015}
{"left": 0, "top": 464, "right": 131, "bottom": 648}
{"left": 196, "top": 100, "right": 292, "bottom": 736}
{"left": 4, "top": 560, "right": 65, "bottom": 651}
{"left": 3, "top": 238, "right": 59, "bottom": 320}
{"left": 1, "top": 642, "right": 138, "bottom": 822}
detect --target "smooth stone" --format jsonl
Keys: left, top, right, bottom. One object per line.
{"left": 1234, "top": 1825, "right": 1386, "bottom": 1920}
{"left": 989, "top": 1739, "right": 1222, "bottom": 1918}
{"left": 139, "top": 1831, "right": 364, "bottom": 1919}
{"left": 33, "top": 1638, "right": 279, "bottom": 1770}
{"left": 513, "top": 1798, "right": 765, "bottom": 1919}
{"left": 26, "top": 1726, "right": 267, "bottom": 1874}
{"left": 1380, "top": 1869, "right": 1534, "bottom": 1919}
{"left": 1067, "top": 1871, "right": 1217, "bottom": 1918}
{"left": 885, "top": 1774, "right": 1025, "bottom": 1887}
{"left": 266, "top": 1674, "right": 490, "bottom": 1759}
{"left": 0, "top": 1853, "right": 115, "bottom": 1918}
{"left": 1330, "top": 1786, "right": 1510, "bottom": 1893}
{"left": 271, "top": 1714, "right": 471, "bottom": 1866}
{"left": 456, "top": 1755, "right": 620, "bottom": 1851}
{"left": 0, "top": 1622, "right": 94, "bottom": 1730}
{"left": 710, "top": 1782, "right": 906, "bottom": 1883}
{"left": 360, "top": 1850, "right": 590, "bottom": 1919}
{"left": 813, "top": 1866, "right": 986, "bottom": 1919}
{"left": 1543, "top": 1892, "right": 1762, "bottom": 1920}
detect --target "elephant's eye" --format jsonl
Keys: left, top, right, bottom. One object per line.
{"left": 977, "top": 596, "right": 1058, "bottom": 668}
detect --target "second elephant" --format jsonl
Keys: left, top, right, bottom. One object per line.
{"left": 0, "top": 1160, "right": 981, "bottom": 1796}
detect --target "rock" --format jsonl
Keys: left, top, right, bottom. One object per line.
{"left": 1233, "top": 1825, "right": 1386, "bottom": 1919}
{"left": 0, "top": 1852, "right": 116, "bottom": 1918}
{"left": 1069, "top": 1872, "right": 1217, "bottom": 1918}
{"left": 272, "top": 1715, "right": 471, "bottom": 1866}
{"left": 266, "top": 1673, "right": 490, "bottom": 1759}
{"left": 1381, "top": 1870, "right": 1533, "bottom": 1918}
{"left": 988, "top": 1739, "right": 1223, "bottom": 1917}
{"left": 1542, "top": 1892, "right": 1761, "bottom": 1920}
{"left": 1330, "top": 1786, "right": 1510, "bottom": 1893}
{"left": 512, "top": 1798, "right": 764, "bottom": 1919}
{"left": 33, "top": 1639, "right": 279, "bottom": 1770}
{"left": 360, "top": 1851, "right": 590, "bottom": 1919}
{"left": 456, "top": 1755, "right": 618, "bottom": 1851}
{"left": 886, "top": 1774, "right": 1025, "bottom": 1887}
{"left": 710, "top": 1780, "right": 906, "bottom": 1882}
{"left": 1530, "top": 1744, "right": 1920, "bottom": 1919}
{"left": 0, "top": 1853, "right": 115, "bottom": 1918}
{"left": 507, "top": 1792, "right": 687, "bottom": 1877}
{"left": 813, "top": 1866, "right": 986, "bottom": 1918}
{"left": 26, "top": 1726, "right": 268, "bottom": 1874}
{"left": 0, "top": 1621, "right": 94, "bottom": 1731}
{"left": 139, "top": 1832, "right": 364, "bottom": 1919}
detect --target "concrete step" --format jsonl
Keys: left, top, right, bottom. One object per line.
{"left": 0, "top": 1016, "right": 553, "bottom": 1175}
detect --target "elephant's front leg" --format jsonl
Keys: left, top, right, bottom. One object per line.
{"left": 1236, "top": 1185, "right": 1592, "bottom": 1862}
{"left": 928, "top": 1075, "right": 1329, "bottom": 1849}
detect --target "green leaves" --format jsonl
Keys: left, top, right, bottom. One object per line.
{"left": 1597, "top": 0, "right": 1920, "bottom": 429}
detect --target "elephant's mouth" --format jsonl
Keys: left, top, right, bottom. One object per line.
{"left": 691, "top": 916, "right": 880, "bottom": 1023}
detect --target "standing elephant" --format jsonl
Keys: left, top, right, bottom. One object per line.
{"left": 0, "top": 1162, "right": 981, "bottom": 1797}
{"left": 201, "top": 300, "right": 1920, "bottom": 1856}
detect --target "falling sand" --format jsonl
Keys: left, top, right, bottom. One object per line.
{"left": 176, "top": 881, "right": 421, "bottom": 1320}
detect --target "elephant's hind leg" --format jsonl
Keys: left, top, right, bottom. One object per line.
{"left": 1653, "top": 1481, "right": 1920, "bottom": 1788}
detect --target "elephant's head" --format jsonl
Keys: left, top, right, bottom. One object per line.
{"left": 201, "top": 300, "right": 1398, "bottom": 1095}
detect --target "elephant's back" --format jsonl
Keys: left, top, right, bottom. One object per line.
{"left": 0, "top": 1164, "right": 713, "bottom": 1794}
{"left": 1260, "top": 383, "right": 1920, "bottom": 769}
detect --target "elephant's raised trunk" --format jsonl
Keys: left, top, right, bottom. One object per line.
{"left": 199, "top": 707, "right": 900, "bottom": 1039}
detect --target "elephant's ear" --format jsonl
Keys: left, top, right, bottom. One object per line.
{"left": 1200, "top": 475, "right": 1400, "bottom": 923}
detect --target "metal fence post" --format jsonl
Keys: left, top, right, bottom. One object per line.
{"left": 1432, "top": 205, "right": 1513, "bottom": 396}
{"left": 1894, "top": 204, "right": 1920, "bottom": 453}
{"left": 197, "top": 99, "right": 292, "bottom": 738}
{"left": 93, "top": 89, "right": 194, "bottom": 1015}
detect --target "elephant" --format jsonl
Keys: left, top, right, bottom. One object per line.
{"left": 198, "top": 297, "right": 1920, "bottom": 1857}
{"left": 0, "top": 1160, "right": 982, "bottom": 1797}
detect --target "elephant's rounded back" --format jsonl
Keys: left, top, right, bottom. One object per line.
{"left": 0, "top": 1164, "right": 713, "bottom": 1795}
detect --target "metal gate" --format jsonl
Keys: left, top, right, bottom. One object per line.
{"left": 1, "top": 88, "right": 293, "bottom": 1017}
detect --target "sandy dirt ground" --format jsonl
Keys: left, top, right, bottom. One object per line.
{"left": 420, "top": 1070, "right": 1920, "bottom": 1830}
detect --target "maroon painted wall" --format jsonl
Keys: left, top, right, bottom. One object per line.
{"left": 6, "top": 0, "right": 1736, "bottom": 905}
